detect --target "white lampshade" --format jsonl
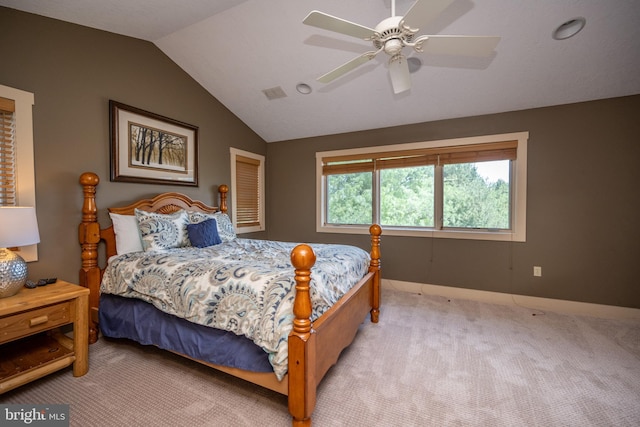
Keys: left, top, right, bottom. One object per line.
{"left": 0, "top": 206, "right": 40, "bottom": 247}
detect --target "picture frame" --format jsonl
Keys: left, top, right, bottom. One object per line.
{"left": 110, "top": 100, "right": 198, "bottom": 186}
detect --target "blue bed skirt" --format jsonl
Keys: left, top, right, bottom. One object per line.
{"left": 99, "top": 294, "right": 273, "bottom": 373}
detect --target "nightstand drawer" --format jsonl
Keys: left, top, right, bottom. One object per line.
{"left": 0, "top": 302, "right": 71, "bottom": 344}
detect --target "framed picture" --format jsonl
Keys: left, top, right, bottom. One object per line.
{"left": 110, "top": 100, "right": 198, "bottom": 186}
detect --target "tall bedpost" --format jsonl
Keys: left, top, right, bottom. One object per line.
{"left": 78, "top": 172, "right": 101, "bottom": 344}
{"left": 288, "top": 244, "right": 317, "bottom": 427}
{"left": 369, "top": 224, "right": 382, "bottom": 323}
{"left": 218, "top": 184, "right": 228, "bottom": 213}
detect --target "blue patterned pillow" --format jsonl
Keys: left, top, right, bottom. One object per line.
{"left": 187, "top": 218, "right": 222, "bottom": 248}
{"left": 135, "top": 209, "right": 189, "bottom": 252}
{"left": 187, "top": 211, "right": 236, "bottom": 242}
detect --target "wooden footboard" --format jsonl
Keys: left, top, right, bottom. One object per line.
{"left": 78, "top": 172, "right": 381, "bottom": 427}
{"left": 288, "top": 230, "right": 381, "bottom": 426}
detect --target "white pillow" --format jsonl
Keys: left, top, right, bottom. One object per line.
{"left": 109, "top": 213, "right": 143, "bottom": 255}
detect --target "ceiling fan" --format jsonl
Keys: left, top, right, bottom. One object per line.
{"left": 303, "top": 0, "right": 500, "bottom": 94}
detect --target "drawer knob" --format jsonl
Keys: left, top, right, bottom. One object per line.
{"left": 29, "top": 315, "right": 49, "bottom": 327}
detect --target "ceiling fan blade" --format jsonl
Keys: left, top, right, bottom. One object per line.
{"left": 417, "top": 35, "right": 500, "bottom": 56}
{"left": 402, "top": 0, "right": 454, "bottom": 31}
{"left": 389, "top": 55, "right": 411, "bottom": 94}
{"left": 317, "top": 50, "right": 380, "bottom": 83}
{"left": 303, "top": 10, "right": 376, "bottom": 40}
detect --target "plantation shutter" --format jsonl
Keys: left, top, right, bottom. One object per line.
{"left": 235, "top": 155, "right": 260, "bottom": 228}
{"left": 322, "top": 141, "right": 518, "bottom": 175}
{"left": 0, "top": 96, "right": 16, "bottom": 206}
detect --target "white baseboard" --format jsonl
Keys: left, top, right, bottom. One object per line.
{"left": 382, "top": 279, "right": 640, "bottom": 321}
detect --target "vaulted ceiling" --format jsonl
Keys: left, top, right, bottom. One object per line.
{"left": 2, "top": 0, "right": 639, "bottom": 142}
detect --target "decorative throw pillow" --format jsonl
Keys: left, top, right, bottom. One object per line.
{"left": 187, "top": 211, "right": 236, "bottom": 243}
{"left": 109, "top": 213, "right": 143, "bottom": 255}
{"left": 187, "top": 211, "right": 214, "bottom": 225}
{"left": 213, "top": 212, "right": 236, "bottom": 242}
{"left": 135, "top": 209, "right": 189, "bottom": 252}
{"left": 186, "top": 218, "right": 222, "bottom": 248}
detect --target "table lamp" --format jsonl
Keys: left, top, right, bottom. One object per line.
{"left": 0, "top": 206, "right": 40, "bottom": 298}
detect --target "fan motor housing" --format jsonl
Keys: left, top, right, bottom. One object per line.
{"left": 373, "top": 16, "right": 415, "bottom": 52}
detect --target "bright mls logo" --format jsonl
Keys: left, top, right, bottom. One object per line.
{"left": 1, "top": 405, "right": 69, "bottom": 426}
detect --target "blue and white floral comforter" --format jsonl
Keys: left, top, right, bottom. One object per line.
{"left": 100, "top": 238, "right": 370, "bottom": 380}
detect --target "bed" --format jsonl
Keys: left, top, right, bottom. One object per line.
{"left": 77, "top": 172, "right": 381, "bottom": 426}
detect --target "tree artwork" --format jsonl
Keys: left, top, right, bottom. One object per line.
{"left": 129, "top": 123, "right": 187, "bottom": 172}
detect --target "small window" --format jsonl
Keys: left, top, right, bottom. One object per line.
{"left": 317, "top": 132, "right": 528, "bottom": 242}
{"left": 0, "top": 96, "right": 17, "bottom": 205}
{"left": 443, "top": 160, "right": 511, "bottom": 230}
{"left": 230, "top": 148, "right": 265, "bottom": 233}
{"left": 0, "top": 84, "right": 37, "bottom": 260}
{"left": 380, "top": 165, "right": 434, "bottom": 227}
{"left": 326, "top": 171, "right": 372, "bottom": 225}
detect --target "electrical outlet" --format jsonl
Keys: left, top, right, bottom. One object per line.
{"left": 533, "top": 266, "right": 542, "bottom": 277}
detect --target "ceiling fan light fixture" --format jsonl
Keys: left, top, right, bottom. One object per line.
{"left": 384, "top": 38, "right": 404, "bottom": 56}
{"left": 552, "top": 17, "right": 586, "bottom": 40}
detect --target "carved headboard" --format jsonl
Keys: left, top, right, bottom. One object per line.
{"left": 78, "top": 172, "right": 228, "bottom": 341}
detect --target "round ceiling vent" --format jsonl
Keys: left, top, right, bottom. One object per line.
{"left": 552, "top": 17, "right": 586, "bottom": 40}
{"left": 296, "top": 83, "right": 312, "bottom": 95}
{"left": 407, "top": 57, "right": 422, "bottom": 74}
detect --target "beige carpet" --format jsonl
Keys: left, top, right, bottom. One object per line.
{"left": 3, "top": 289, "right": 640, "bottom": 426}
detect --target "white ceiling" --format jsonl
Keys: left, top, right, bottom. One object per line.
{"left": 2, "top": 0, "right": 639, "bottom": 142}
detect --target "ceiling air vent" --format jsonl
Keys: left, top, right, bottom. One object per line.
{"left": 262, "top": 86, "right": 287, "bottom": 100}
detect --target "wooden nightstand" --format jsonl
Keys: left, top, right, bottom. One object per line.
{"left": 0, "top": 280, "right": 89, "bottom": 394}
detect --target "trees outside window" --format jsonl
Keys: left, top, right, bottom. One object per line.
{"left": 317, "top": 132, "right": 528, "bottom": 242}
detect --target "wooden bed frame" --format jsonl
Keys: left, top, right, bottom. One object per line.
{"left": 77, "top": 172, "right": 381, "bottom": 426}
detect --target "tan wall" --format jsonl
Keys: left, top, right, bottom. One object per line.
{"left": 0, "top": 7, "right": 267, "bottom": 283}
{"left": 267, "top": 95, "right": 640, "bottom": 308}
{"left": 3, "top": 7, "right": 639, "bottom": 309}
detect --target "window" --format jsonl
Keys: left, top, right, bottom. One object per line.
{"left": 0, "top": 84, "right": 37, "bottom": 259}
{"left": 317, "top": 132, "right": 528, "bottom": 242}
{"left": 230, "top": 148, "right": 265, "bottom": 233}
{"left": 0, "top": 96, "right": 16, "bottom": 205}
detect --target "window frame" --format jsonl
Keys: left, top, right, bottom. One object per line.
{"left": 316, "top": 132, "right": 528, "bottom": 242}
{"left": 0, "top": 84, "right": 37, "bottom": 260}
{"left": 230, "top": 147, "right": 265, "bottom": 233}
